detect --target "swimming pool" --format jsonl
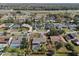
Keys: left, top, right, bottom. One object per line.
{"left": 10, "top": 44, "right": 20, "bottom": 48}
{"left": 0, "top": 44, "right": 7, "bottom": 51}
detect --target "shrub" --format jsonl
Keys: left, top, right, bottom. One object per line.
{"left": 65, "top": 43, "right": 74, "bottom": 51}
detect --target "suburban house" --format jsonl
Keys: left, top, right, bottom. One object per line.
{"left": 0, "top": 36, "right": 12, "bottom": 51}
{"left": 0, "top": 23, "right": 14, "bottom": 29}
{"left": 0, "top": 24, "right": 6, "bottom": 29}
{"left": 53, "top": 23, "right": 67, "bottom": 29}
{"left": 68, "top": 24, "right": 77, "bottom": 30}
{"left": 29, "top": 32, "right": 46, "bottom": 52}
{"left": 15, "top": 15, "right": 27, "bottom": 22}
{"left": 0, "top": 32, "right": 4, "bottom": 36}
{"left": 10, "top": 36, "right": 22, "bottom": 48}
{"left": 12, "top": 24, "right": 20, "bottom": 29}
{"left": 22, "top": 24, "right": 32, "bottom": 32}
{"left": 66, "top": 34, "right": 76, "bottom": 40}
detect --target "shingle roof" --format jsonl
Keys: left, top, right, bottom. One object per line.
{"left": 11, "top": 38, "right": 22, "bottom": 44}
{"left": 0, "top": 37, "right": 7, "bottom": 44}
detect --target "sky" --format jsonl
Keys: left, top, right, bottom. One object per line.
{"left": 0, "top": 0, "right": 79, "bottom": 3}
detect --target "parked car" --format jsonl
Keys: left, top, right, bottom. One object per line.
{"left": 71, "top": 39, "right": 79, "bottom": 46}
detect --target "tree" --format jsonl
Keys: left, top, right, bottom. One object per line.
{"left": 20, "top": 38, "right": 29, "bottom": 56}
{"left": 68, "top": 51, "right": 78, "bottom": 56}
{"left": 76, "top": 25, "right": 79, "bottom": 31}
{"left": 38, "top": 43, "right": 46, "bottom": 53}
{"left": 65, "top": 43, "right": 74, "bottom": 51}
{"left": 3, "top": 32, "right": 7, "bottom": 36}
{"left": 49, "top": 28, "right": 58, "bottom": 36}
{"left": 47, "top": 28, "right": 65, "bottom": 36}
{"left": 58, "top": 29, "right": 65, "bottom": 34}
{"left": 3, "top": 47, "right": 24, "bottom": 56}
{"left": 7, "top": 17, "right": 14, "bottom": 23}
{"left": 25, "top": 20, "right": 32, "bottom": 25}
{"left": 20, "top": 38, "right": 28, "bottom": 49}
{"left": 55, "top": 41, "right": 63, "bottom": 50}
{"left": 73, "top": 17, "right": 79, "bottom": 24}
{"left": 16, "top": 11, "right": 21, "bottom": 14}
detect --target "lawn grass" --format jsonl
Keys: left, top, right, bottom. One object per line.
{"left": 62, "top": 28, "right": 71, "bottom": 32}
{"left": 68, "top": 40, "right": 79, "bottom": 54}
{"left": 0, "top": 29, "right": 6, "bottom": 32}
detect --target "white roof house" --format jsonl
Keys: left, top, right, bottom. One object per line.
{"left": 10, "top": 36, "right": 22, "bottom": 48}
{"left": 22, "top": 24, "right": 32, "bottom": 32}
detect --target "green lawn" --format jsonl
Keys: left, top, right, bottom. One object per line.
{"left": 62, "top": 28, "right": 71, "bottom": 32}
{"left": 0, "top": 29, "right": 6, "bottom": 32}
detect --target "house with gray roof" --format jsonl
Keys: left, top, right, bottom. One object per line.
{"left": 10, "top": 36, "right": 22, "bottom": 48}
